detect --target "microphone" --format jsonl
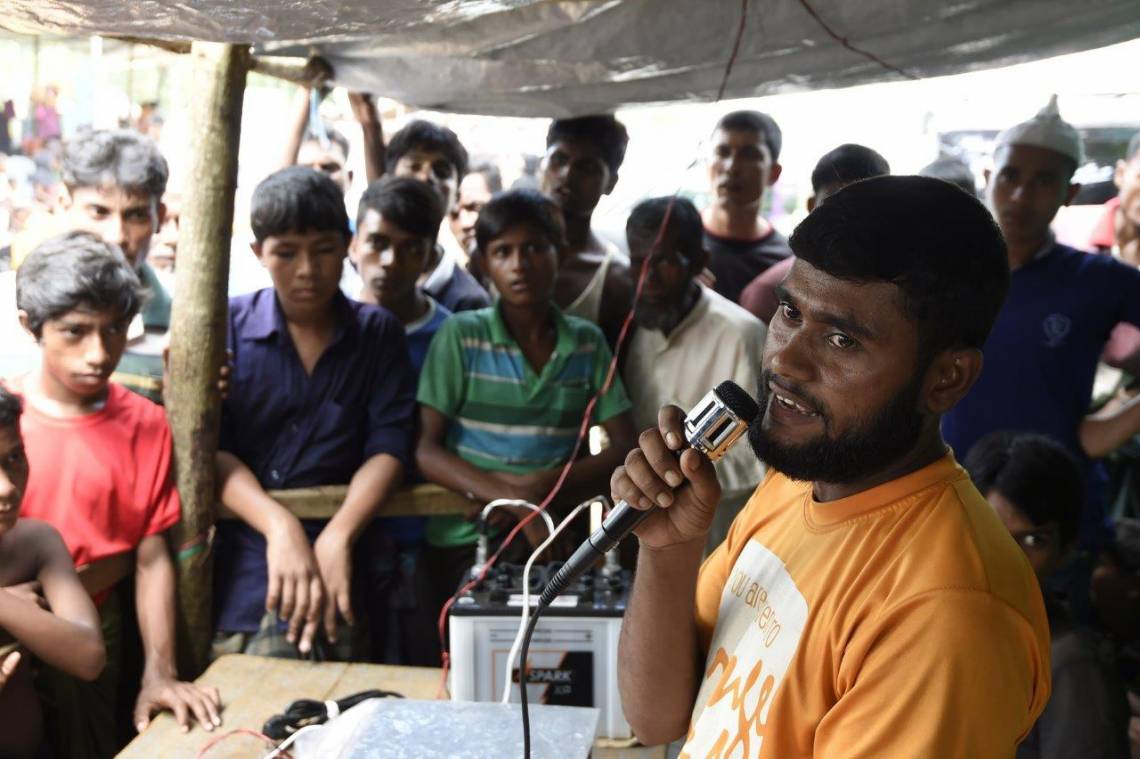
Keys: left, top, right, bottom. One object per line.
{"left": 539, "top": 380, "right": 759, "bottom": 605}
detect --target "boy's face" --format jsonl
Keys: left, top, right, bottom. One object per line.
{"left": 393, "top": 149, "right": 460, "bottom": 214}
{"left": 985, "top": 144, "right": 1079, "bottom": 253}
{"left": 986, "top": 490, "right": 1066, "bottom": 582}
{"left": 253, "top": 231, "right": 346, "bottom": 321}
{"left": 298, "top": 140, "right": 352, "bottom": 194}
{"left": 450, "top": 173, "right": 494, "bottom": 254}
{"left": 64, "top": 185, "right": 164, "bottom": 269}
{"left": 23, "top": 306, "right": 131, "bottom": 401}
{"left": 0, "top": 424, "right": 29, "bottom": 538}
{"left": 540, "top": 139, "right": 615, "bottom": 218}
{"left": 707, "top": 128, "right": 782, "bottom": 215}
{"left": 482, "top": 223, "right": 559, "bottom": 308}
{"left": 351, "top": 209, "right": 432, "bottom": 311}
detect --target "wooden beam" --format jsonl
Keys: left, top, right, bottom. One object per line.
{"left": 215, "top": 483, "right": 474, "bottom": 521}
{"left": 166, "top": 41, "right": 250, "bottom": 679}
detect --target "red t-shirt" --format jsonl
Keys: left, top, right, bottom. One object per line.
{"left": 15, "top": 382, "right": 181, "bottom": 568}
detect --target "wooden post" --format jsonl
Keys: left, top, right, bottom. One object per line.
{"left": 166, "top": 42, "right": 250, "bottom": 677}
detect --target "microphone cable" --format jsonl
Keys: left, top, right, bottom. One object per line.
{"left": 261, "top": 688, "right": 404, "bottom": 741}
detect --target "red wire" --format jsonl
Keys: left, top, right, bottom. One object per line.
{"left": 435, "top": 0, "right": 743, "bottom": 699}
{"left": 794, "top": 0, "right": 920, "bottom": 81}
{"left": 194, "top": 727, "right": 285, "bottom": 759}
{"left": 434, "top": 198, "right": 678, "bottom": 699}
{"left": 716, "top": 0, "right": 750, "bottom": 101}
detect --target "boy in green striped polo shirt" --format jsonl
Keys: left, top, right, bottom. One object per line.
{"left": 415, "top": 189, "right": 637, "bottom": 631}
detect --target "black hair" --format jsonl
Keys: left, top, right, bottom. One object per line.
{"left": 919, "top": 157, "right": 978, "bottom": 198}
{"left": 1127, "top": 131, "right": 1140, "bottom": 162}
{"left": 546, "top": 115, "right": 630, "bottom": 175}
{"left": 789, "top": 175, "right": 1009, "bottom": 366}
{"left": 474, "top": 188, "right": 565, "bottom": 255}
{"left": 302, "top": 124, "right": 350, "bottom": 160}
{"left": 0, "top": 386, "right": 20, "bottom": 431}
{"left": 810, "top": 144, "right": 889, "bottom": 194}
{"left": 384, "top": 120, "right": 469, "bottom": 180}
{"left": 16, "top": 231, "right": 146, "bottom": 338}
{"left": 626, "top": 196, "right": 703, "bottom": 266}
{"left": 250, "top": 166, "right": 351, "bottom": 243}
{"left": 963, "top": 431, "right": 1085, "bottom": 547}
{"left": 62, "top": 129, "right": 169, "bottom": 199}
{"left": 356, "top": 176, "right": 444, "bottom": 242}
{"left": 468, "top": 162, "right": 504, "bottom": 194}
{"left": 715, "top": 110, "right": 783, "bottom": 162}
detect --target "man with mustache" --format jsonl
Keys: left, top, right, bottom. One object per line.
{"left": 614, "top": 175, "right": 1050, "bottom": 756}
{"left": 701, "top": 110, "right": 792, "bottom": 305}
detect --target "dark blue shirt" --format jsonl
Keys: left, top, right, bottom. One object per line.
{"left": 424, "top": 260, "right": 491, "bottom": 313}
{"left": 214, "top": 288, "right": 416, "bottom": 633}
{"left": 384, "top": 296, "right": 452, "bottom": 546}
{"left": 943, "top": 243, "right": 1140, "bottom": 546}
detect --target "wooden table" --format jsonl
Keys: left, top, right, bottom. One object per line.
{"left": 117, "top": 654, "right": 663, "bottom": 758}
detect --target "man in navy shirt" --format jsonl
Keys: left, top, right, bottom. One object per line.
{"left": 943, "top": 97, "right": 1140, "bottom": 549}
{"left": 213, "top": 167, "right": 415, "bottom": 660}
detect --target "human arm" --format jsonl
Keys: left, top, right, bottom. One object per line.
{"left": 280, "top": 87, "right": 314, "bottom": 169}
{"left": 1080, "top": 388, "right": 1140, "bottom": 459}
{"left": 215, "top": 451, "right": 324, "bottom": 654}
{"left": 132, "top": 533, "right": 222, "bottom": 733}
{"left": 348, "top": 92, "right": 385, "bottom": 183}
{"left": 813, "top": 591, "right": 1049, "bottom": 756}
{"left": 313, "top": 452, "right": 403, "bottom": 640}
{"left": 611, "top": 405, "right": 725, "bottom": 744}
{"left": 0, "top": 524, "right": 104, "bottom": 681}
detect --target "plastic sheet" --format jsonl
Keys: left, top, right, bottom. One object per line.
{"left": 5, "top": 1, "right": 1139, "bottom": 116}
{"left": 290, "top": 698, "right": 599, "bottom": 759}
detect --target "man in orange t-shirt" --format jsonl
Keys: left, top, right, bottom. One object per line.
{"left": 613, "top": 176, "right": 1051, "bottom": 757}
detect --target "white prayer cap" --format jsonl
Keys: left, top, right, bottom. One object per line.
{"left": 994, "top": 95, "right": 1084, "bottom": 166}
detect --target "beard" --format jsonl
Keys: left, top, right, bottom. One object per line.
{"left": 634, "top": 282, "right": 701, "bottom": 334}
{"left": 747, "top": 370, "right": 926, "bottom": 484}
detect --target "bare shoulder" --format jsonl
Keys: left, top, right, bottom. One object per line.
{"left": 0, "top": 520, "right": 65, "bottom": 583}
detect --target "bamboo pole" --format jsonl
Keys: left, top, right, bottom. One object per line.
{"left": 166, "top": 42, "right": 250, "bottom": 677}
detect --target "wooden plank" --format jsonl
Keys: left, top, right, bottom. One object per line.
{"left": 117, "top": 655, "right": 440, "bottom": 759}
{"left": 215, "top": 483, "right": 474, "bottom": 521}
{"left": 117, "top": 654, "right": 665, "bottom": 759}
{"left": 165, "top": 41, "right": 251, "bottom": 679}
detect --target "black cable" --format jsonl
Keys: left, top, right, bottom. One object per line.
{"left": 262, "top": 688, "right": 404, "bottom": 740}
{"left": 519, "top": 599, "right": 549, "bottom": 759}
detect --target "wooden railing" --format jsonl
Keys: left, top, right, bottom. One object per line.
{"left": 71, "top": 484, "right": 472, "bottom": 602}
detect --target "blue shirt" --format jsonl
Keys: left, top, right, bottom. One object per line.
{"left": 214, "top": 288, "right": 416, "bottom": 633}
{"left": 385, "top": 295, "right": 452, "bottom": 545}
{"left": 943, "top": 243, "right": 1140, "bottom": 546}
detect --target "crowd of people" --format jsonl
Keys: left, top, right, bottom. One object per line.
{"left": 0, "top": 82, "right": 1137, "bottom": 758}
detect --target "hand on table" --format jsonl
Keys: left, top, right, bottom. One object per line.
{"left": 134, "top": 675, "right": 222, "bottom": 734}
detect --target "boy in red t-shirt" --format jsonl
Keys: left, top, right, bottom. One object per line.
{"left": 7, "top": 231, "right": 221, "bottom": 756}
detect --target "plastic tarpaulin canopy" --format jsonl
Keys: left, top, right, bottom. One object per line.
{"left": 4, "top": 0, "right": 1140, "bottom": 116}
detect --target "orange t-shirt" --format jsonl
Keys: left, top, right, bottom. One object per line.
{"left": 683, "top": 455, "right": 1051, "bottom": 758}
{"left": 15, "top": 382, "right": 181, "bottom": 569}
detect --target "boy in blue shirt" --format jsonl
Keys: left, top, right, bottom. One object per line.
{"left": 944, "top": 97, "right": 1140, "bottom": 553}
{"left": 213, "top": 167, "right": 415, "bottom": 660}
{"left": 349, "top": 175, "right": 451, "bottom": 663}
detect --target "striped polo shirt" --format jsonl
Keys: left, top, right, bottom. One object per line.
{"left": 417, "top": 303, "right": 631, "bottom": 547}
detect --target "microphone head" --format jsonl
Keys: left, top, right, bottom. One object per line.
{"left": 684, "top": 381, "right": 760, "bottom": 462}
{"left": 714, "top": 380, "right": 760, "bottom": 422}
